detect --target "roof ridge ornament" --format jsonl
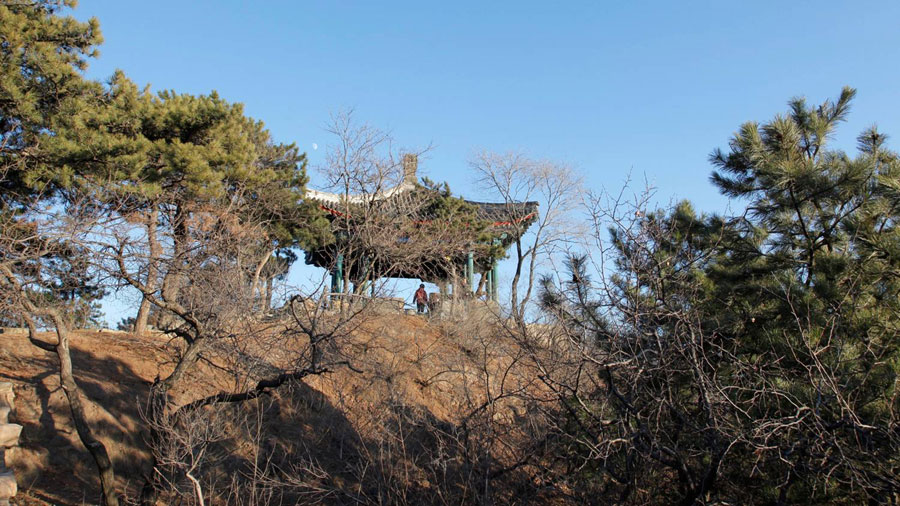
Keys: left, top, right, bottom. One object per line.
{"left": 305, "top": 153, "right": 420, "bottom": 205}
{"left": 402, "top": 153, "right": 418, "bottom": 185}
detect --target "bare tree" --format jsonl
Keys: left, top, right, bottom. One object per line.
{"left": 518, "top": 173, "right": 900, "bottom": 503}
{"left": 0, "top": 193, "right": 121, "bottom": 506}
{"left": 88, "top": 180, "right": 383, "bottom": 504}
{"left": 133, "top": 205, "right": 162, "bottom": 334}
{"left": 470, "top": 151, "right": 582, "bottom": 323}
{"left": 311, "top": 110, "right": 486, "bottom": 305}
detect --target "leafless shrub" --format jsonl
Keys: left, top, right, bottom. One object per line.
{"left": 470, "top": 151, "right": 583, "bottom": 324}
{"left": 0, "top": 191, "right": 123, "bottom": 505}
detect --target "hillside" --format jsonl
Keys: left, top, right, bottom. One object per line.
{"left": 0, "top": 309, "right": 550, "bottom": 505}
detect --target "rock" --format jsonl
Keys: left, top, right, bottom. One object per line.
{"left": 0, "top": 384, "right": 20, "bottom": 505}
{"left": 0, "top": 383, "right": 12, "bottom": 410}
{"left": 0, "top": 471, "right": 15, "bottom": 500}
{"left": 0, "top": 425, "right": 21, "bottom": 449}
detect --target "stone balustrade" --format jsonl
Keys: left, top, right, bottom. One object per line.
{"left": 0, "top": 383, "right": 20, "bottom": 506}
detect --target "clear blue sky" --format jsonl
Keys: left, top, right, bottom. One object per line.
{"left": 70, "top": 0, "right": 900, "bottom": 323}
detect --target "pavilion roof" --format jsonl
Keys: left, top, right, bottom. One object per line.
{"left": 312, "top": 198, "right": 539, "bottom": 231}
{"left": 466, "top": 200, "right": 539, "bottom": 228}
{"left": 302, "top": 155, "right": 540, "bottom": 281}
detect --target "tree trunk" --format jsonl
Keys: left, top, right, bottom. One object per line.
{"left": 134, "top": 208, "right": 160, "bottom": 334}
{"left": 140, "top": 338, "right": 206, "bottom": 506}
{"left": 476, "top": 272, "right": 487, "bottom": 297}
{"left": 518, "top": 231, "right": 542, "bottom": 323}
{"left": 264, "top": 276, "right": 273, "bottom": 311}
{"left": 158, "top": 204, "right": 188, "bottom": 329}
{"left": 341, "top": 265, "right": 351, "bottom": 314}
{"left": 251, "top": 248, "right": 274, "bottom": 313}
{"left": 51, "top": 318, "right": 120, "bottom": 506}
{"left": 450, "top": 264, "right": 458, "bottom": 315}
{"left": 1, "top": 266, "right": 120, "bottom": 506}
{"left": 510, "top": 238, "right": 525, "bottom": 324}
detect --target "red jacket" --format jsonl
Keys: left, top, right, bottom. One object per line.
{"left": 414, "top": 287, "right": 428, "bottom": 303}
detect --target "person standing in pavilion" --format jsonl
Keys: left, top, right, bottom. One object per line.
{"left": 414, "top": 284, "right": 429, "bottom": 314}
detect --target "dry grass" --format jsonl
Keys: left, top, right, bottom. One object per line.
{"left": 0, "top": 307, "right": 551, "bottom": 505}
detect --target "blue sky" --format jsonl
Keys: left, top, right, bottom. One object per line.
{"left": 71, "top": 0, "right": 900, "bottom": 323}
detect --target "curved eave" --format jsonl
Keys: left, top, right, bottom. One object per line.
{"left": 304, "top": 181, "right": 417, "bottom": 205}
{"left": 315, "top": 203, "right": 537, "bottom": 229}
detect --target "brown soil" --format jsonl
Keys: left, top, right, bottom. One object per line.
{"left": 0, "top": 309, "right": 538, "bottom": 505}
{"left": 1, "top": 328, "right": 172, "bottom": 504}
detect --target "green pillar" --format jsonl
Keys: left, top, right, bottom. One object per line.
{"left": 360, "top": 255, "right": 369, "bottom": 296}
{"left": 467, "top": 252, "right": 474, "bottom": 293}
{"left": 491, "top": 262, "right": 499, "bottom": 302}
{"left": 336, "top": 253, "right": 344, "bottom": 293}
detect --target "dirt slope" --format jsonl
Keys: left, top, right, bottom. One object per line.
{"left": 0, "top": 309, "right": 539, "bottom": 505}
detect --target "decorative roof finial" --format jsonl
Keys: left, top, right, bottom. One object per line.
{"left": 402, "top": 154, "right": 418, "bottom": 184}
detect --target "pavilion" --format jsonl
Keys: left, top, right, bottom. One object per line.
{"left": 303, "top": 155, "right": 538, "bottom": 303}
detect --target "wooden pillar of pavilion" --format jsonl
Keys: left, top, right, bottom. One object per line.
{"left": 330, "top": 253, "right": 344, "bottom": 308}
{"left": 491, "top": 262, "right": 499, "bottom": 303}
{"left": 467, "top": 251, "right": 474, "bottom": 294}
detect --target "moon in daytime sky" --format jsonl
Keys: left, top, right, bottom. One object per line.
{"left": 312, "top": 143, "right": 318, "bottom": 150}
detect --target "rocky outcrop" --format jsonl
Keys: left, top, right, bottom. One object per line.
{"left": 0, "top": 383, "right": 20, "bottom": 506}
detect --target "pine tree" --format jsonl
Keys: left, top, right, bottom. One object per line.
{"left": 706, "top": 87, "right": 900, "bottom": 501}
{"left": 44, "top": 76, "right": 330, "bottom": 327}
{"left": 0, "top": 0, "right": 101, "bottom": 201}
{"left": 540, "top": 89, "right": 900, "bottom": 503}
{"left": 0, "top": 3, "right": 121, "bottom": 505}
